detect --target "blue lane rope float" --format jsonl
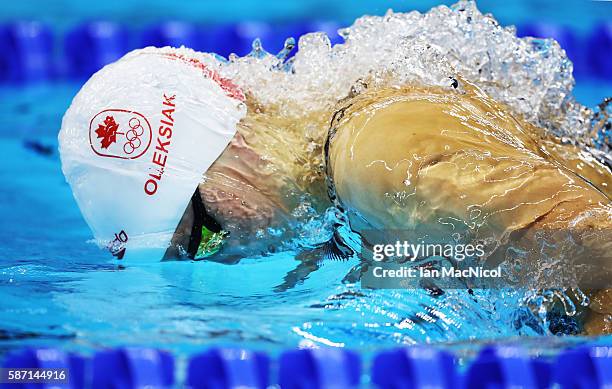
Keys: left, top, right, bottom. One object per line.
{"left": 64, "top": 21, "right": 131, "bottom": 79}
{"left": 91, "top": 348, "right": 174, "bottom": 389}
{"left": 589, "top": 23, "right": 612, "bottom": 80}
{"left": 464, "top": 346, "right": 551, "bottom": 389}
{"left": 198, "top": 24, "right": 239, "bottom": 58}
{"left": 0, "top": 21, "right": 54, "bottom": 84}
{"left": 555, "top": 346, "right": 612, "bottom": 388}
{"left": 1, "top": 20, "right": 611, "bottom": 84}
{"left": 372, "top": 347, "right": 458, "bottom": 389}
{"left": 187, "top": 348, "right": 269, "bottom": 389}
{"left": 4, "top": 344, "right": 612, "bottom": 388}
{"left": 141, "top": 21, "right": 203, "bottom": 53}
{"left": 278, "top": 348, "right": 361, "bottom": 389}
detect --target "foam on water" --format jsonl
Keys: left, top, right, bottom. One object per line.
{"left": 212, "top": 0, "right": 607, "bottom": 151}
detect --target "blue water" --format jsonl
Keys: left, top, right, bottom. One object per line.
{"left": 0, "top": 82, "right": 611, "bottom": 358}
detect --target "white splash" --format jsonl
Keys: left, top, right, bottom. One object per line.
{"left": 209, "top": 1, "right": 594, "bottom": 145}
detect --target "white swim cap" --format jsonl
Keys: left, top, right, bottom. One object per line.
{"left": 59, "top": 47, "right": 246, "bottom": 261}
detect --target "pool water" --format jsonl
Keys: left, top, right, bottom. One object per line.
{"left": 0, "top": 82, "right": 611, "bottom": 359}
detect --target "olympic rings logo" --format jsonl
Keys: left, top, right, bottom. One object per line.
{"left": 123, "top": 117, "right": 145, "bottom": 155}
{"left": 89, "top": 109, "right": 152, "bottom": 160}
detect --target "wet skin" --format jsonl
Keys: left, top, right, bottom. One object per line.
{"left": 327, "top": 83, "right": 612, "bottom": 334}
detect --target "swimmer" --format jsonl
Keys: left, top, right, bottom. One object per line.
{"left": 61, "top": 51, "right": 611, "bottom": 335}
{"left": 162, "top": 73, "right": 612, "bottom": 334}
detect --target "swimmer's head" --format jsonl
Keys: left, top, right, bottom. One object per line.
{"left": 59, "top": 46, "right": 249, "bottom": 262}
{"left": 60, "top": 45, "right": 326, "bottom": 262}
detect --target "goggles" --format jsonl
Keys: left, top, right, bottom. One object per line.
{"left": 187, "top": 189, "right": 228, "bottom": 260}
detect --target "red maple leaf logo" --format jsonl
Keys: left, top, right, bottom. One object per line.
{"left": 95, "top": 116, "right": 120, "bottom": 149}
